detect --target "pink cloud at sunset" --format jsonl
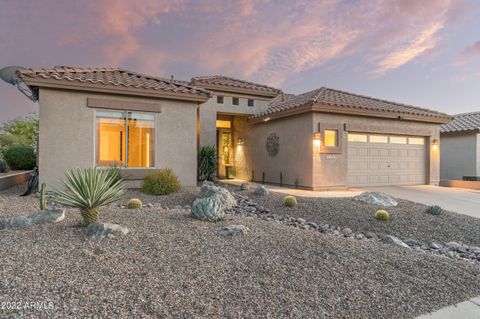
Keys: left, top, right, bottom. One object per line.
{"left": 0, "top": 0, "right": 479, "bottom": 122}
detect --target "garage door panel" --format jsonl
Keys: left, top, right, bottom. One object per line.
{"left": 348, "top": 135, "right": 426, "bottom": 187}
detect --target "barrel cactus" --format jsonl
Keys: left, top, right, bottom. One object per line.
{"left": 127, "top": 198, "right": 142, "bottom": 209}
{"left": 191, "top": 196, "right": 225, "bottom": 221}
{"left": 40, "top": 183, "right": 47, "bottom": 210}
{"left": 283, "top": 195, "right": 297, "bottom": 207}
{"left": 375, "top": 209, "right": 390, "bottom": 221}
{"left": 425, "top": 205, "right": 443, "bottom": 216}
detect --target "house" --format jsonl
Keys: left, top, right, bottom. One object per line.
{"left": 4, "top": 66, "right": 452, "bottom": 189}
{"left": 440, "top": 112, "right": 480, "bottom": 181}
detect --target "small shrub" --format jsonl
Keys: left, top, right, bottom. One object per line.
{"left": 425, "top": 205, "right": 443, "bottom": 215}
{"left": 141, "top": 168, "right": 180, "bottom": 195}
{"left": 3, "top": 144, "right": 36, "bottom": 170}
{"left": 283, "top": 195, "right": 297, "bottom": 207}
{"left": 198, "top": 145, "right": 217, "bottom": 182}
{"left": 127, "top": 198, "right": 142, "bottom": 209}
{"left": 0, "top": 158, "right": 8, "bottom": 173}
{"left": 375, "top": 209, "right": 390, "bottom": 221}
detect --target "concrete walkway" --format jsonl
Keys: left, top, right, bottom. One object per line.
{"left": 366, "top": 185, "right": 480, "bottom": 219}
{"left": 416, "top": 296, "right": 480, "bottom": 319}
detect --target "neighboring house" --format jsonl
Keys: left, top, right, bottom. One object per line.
{"left": 4, "top": 66, "right": 452, "bottom": 190}
{"left": 440, "top": 112, "right": 480, "bottom": 181}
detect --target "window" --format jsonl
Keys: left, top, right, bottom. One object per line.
{"left": 369, "top": 135, "right": 388, "bottom": 143}
{"left": 324, "top": 130, "right": 338, "bottom": 147}
{"left": 348, "top": 134, "right": 367, "bottom": 142}
{"left": 409, "top": 137, "right": 424, "bottom": 145}
{"left": 216, "top": 120, "right": 231, "bottom": 128}
{"left": 96, "top": 111, "right": 154, "bottom": 168}
{"left": 217, "top": 95, "right": 224, "bottom": 104}
{"left": 248, "top": 99, "right": 254, "bottom": 107}
{"left": 232, "top": 97, "right": 239, "bottom": 105}
{"left": 390, "top": 136, "right": 407, "bottom": 144}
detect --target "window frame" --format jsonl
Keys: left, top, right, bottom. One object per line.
{"left": 232, "top": 97, "right": 239, "bottom": 106}
{"left": 247, "top": 99, "right": 254, "bottom": 107}
{"left": 323, "top": 129, "right": 338, "bottom": 147}
{"left": 95, "top": 109, "right": 156, "bottom": 169}
{"left": 217, "top": 95, "right": 224, "bottom": 104}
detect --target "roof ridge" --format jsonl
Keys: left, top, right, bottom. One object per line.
{"left": 192, "top": 74, "right": 280, "bottom": 91}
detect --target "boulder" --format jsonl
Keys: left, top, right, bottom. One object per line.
{"left": 86, "top": 222, "right": 129, "bottom": 241}
{"left": 219, "top": 224, "right": 249, "bottom": 236}
{"left": 240, "top": 183, "right": 250, "bottom": 191}
{"left": 383, "top": 235, "right": 410, "bottom": 249}
{"left": 445, "top": 241, "right": 462, "bottom": 251}
{"left": 342, "top": 228, "right": 352, "bottom": 236}
{"left": 0, "top": 209, "right": 65, "bottom": 230}
{"left": 254, "top": 185, "right": 269, "bottom": 196}
{"left": 352, "top": 192, "right": 398, "bottom": 207}
{"left": 198, "top": 181, "right": 237, "bottom": 210}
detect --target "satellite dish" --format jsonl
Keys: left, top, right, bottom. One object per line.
{"left": 0, "top": 65, "right": 26, "bottom": 85}
{"left": 0, "top": 65, "right": 37, "bottom": 101}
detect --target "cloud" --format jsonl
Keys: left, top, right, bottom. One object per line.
{"left": 455, "top": 40, "right": 480, "bottom": 65}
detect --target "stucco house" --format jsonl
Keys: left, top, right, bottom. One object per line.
{"left": 440, "top": 112, "right": 480, "bottom": 181}
{"left": 5, "top": 66, "right": 452, "bottom": 190}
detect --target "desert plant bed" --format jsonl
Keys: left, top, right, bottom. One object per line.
{"left": 238, "top": 188, "right": 480, "bottom": 246}
{"left": 0, "top": 184, "right": 479, "bottom": 318}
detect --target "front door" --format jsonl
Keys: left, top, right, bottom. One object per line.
{"left": 217, "top": 128, "right": 232, "bottom": 178}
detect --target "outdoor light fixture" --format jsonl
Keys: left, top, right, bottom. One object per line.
{"left": 313, "top": 132, "right": 321, "bottom": 148}
{"left": 237, "top": 138, "right": 244, "bottom": 145}
{"left": 432, "top": 139, "right": 439, "bottom": 150}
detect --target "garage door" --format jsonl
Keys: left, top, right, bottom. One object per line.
{"left": 347, "top": 133, "right": 426, "bottom": 187}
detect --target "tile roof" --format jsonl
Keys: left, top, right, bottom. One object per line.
{"left": 191, "top": 75, "right": 281, "bottom": 96}
{"left": 440, "top": 111, "right": 480, "bottom": 133}
{"left": 256, "top": 87, "right": 451, "bottom": 121}
{"left": 18, "top": 66, "right": 211, "bottom": 100}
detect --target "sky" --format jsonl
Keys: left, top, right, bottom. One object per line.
{"left": 0, "top": 0, "right": 479, "bottom": 123}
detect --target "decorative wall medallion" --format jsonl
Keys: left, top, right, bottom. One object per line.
{"left": 265, "top": 133, "right": 280, "bottom": 157}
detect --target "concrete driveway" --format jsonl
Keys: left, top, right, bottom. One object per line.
{"left": 365, "top": 185, "right": 480, "bottom": 219}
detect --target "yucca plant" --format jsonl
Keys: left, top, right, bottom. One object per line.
{"left": 53, "top": 167, "right": 125, "bottom": 226}
{"left": 198, "top": 145, "right": 217, "bottom": 182}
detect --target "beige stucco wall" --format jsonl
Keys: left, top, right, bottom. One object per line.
{"left": 198, "top": 92, "right": 271, "bottom": 147}
{"left": 440, "top": 132, "right": 479, "bottom": 180}
{"left": 38, "top": 88, "right": 198, "bottom": 188}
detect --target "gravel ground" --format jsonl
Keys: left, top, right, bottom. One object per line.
{"left": 1, "top": 186, "right": 480, "bottom": 318}
{"left": 238, "top": 188, "right": 480, "bottom": 246}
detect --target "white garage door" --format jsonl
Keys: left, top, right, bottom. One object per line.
{"left": 347, "top": 133, "right": 426, "bottom": 187}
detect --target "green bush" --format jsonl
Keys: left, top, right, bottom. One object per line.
{"left": 198, "top": 145, "right": 217, "bottom": 182}
{"left": 141, "top": 168, "right": 180, "bottom": 195}
{"left": 127, "top": 198, "right": 142, "bottom": 209}
{"left": 0, "top": 158, "right": 8, "bottom": 173}
{"left": 375, "top": 209, "right": 390, "bottom": 221}
{"left": 283, "top": 195, "right": 297, "bottom": 207}
{"left": 425, "top": 205, "right": 443, "bottom": 216}
{"left": 3, "top": 144, "right": 36, "bottom": 170}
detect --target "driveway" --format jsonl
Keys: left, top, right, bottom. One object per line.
{"left": 365, "top": 185, "right": 480, "bottom": 219}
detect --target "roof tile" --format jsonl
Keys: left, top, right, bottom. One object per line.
{"left": 441, "top": 111, "right": 480, "bottom": 133}
{"left": 191, "top": 75, "right": 281, "bottom": 95}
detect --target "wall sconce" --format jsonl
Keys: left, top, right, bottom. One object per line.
{"left": 313, "top": 132, "right": 321, "bottom": 148}
{"left": 432, "top": 139, "right": 439, "bottom": 151}
{"left": 237, "top": 138, "right": 244, "bottom": 145}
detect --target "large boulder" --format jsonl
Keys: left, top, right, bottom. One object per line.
{"left": 197, "top": 181, "right": 237, "bottom": 210}
{"left": 86, "top": 222, "right": 129, "bottom": 241}
{"left": 254, "top": 185, "right": 269, "bottom": 196}
{"left": 352, "top": 192, "right": 398, "bottom": 207}
{"left": 0, "top": 209, "right": 65, "bottom": 230}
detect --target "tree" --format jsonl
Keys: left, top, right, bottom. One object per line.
{"left": 0, "top": 114, "right": 39, "bottom": 154}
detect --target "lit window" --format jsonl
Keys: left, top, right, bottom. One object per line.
{"left": 409, "top": 137, "right": 424, "bottom": 145}
{"left": 217, "top": 96, "right": 224, "bottom": 104}
{"left": 324, "top": 130, "right": 337, "bottom": 147}
{"left": 390, "top": 136, "right": 407, "bottom": 144}
{"left": 96, "top": 111, "right": 155, "bottom": 168}
{"left": 248, "top": 99, "right": 254, "bottom": 107}
{"left": 369, "top": 135, "right": 388, "bottom": 143}
{"left": 232, "top": 97, "right": 239, "bottom": 105}
{"left": 216, "top": 120, "right": 231, "bottom": 128}
{"left": 348, "top": 134, "right": 367, "bottom": 142}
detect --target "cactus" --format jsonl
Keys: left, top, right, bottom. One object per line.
{"left": 0, "top": 159, "right": 8, "bottom": 173}
{"left": 375, "top": 209, "right": 390, "bottom": 221}
{"left": 40, "top": 183, "right": 47, "bottom": 210}
{"left": 283, "top": 195, "right": 297, "bottom": 207}
{"left": 425, "top": 205, "right": 443, "bottom": 215}
{"left": 127, "top": 198, "right": 142, "bottom": 209}
{"left": 191, "top": 196, "right": 225, "bottom": 221}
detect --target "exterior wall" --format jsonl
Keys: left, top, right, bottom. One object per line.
{"left": 234, "top": 113, "right": 313, "bottom": 188}
{"left": 311, "top": 113, "right": 441, "bottom": 189}
{"left": 38, "top": 88, "right": 198, "bottom": 188}
{"left": 199, "top": 92, "right": 270, "bottom": 147}
{"left": 440, "top": 132, "right": 478, "bottom": 180}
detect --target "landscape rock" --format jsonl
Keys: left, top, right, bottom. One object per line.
{"left": 352, "top": 192, "right": 398, "bottom": 207}
{"left": 430, "top": 242, "right": 443, "bottom": 250}
{"left": 445, "top": 241, "right": 462, "bottom": 251}
{"left": 342, "top": 228, "right": 352, "bottom": 236}
{"left": 383, "top": 235, "right": 410, "bottom": 249}
{"left": 403, "top": 239, "right": 418, "bottom": 247}
{"left": 86, "top": 222, "right": 129, "bottom": 241}
{"left": 365, "top": 232, "right": 379, "bottom": 240}
{"left": 0, "top": 209, "right": 65, "bottom": 230}
{"left": 254, "top": 185, "right": 269, "bottom": 196}
{"left": 355, "top": 233, "right": 364, "bottom": 240}
{"left": 296, "top": 217, "right": 306, "bottom": 224}
{"left": 240, "top": 183, "right": 250, "bottom": 191}
{"left": 198, "top": 181, "right": 237, "bottom": 210}
{"left": 219, "top": 224, "right": 250, "bottom": 236}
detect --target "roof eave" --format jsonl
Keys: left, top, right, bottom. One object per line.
{"left": 21, "top": 77, "right": 210, "bottom": 103}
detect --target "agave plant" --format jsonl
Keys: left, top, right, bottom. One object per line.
{"left": 53, "top": 167, "right": 125, "bottom": 225}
